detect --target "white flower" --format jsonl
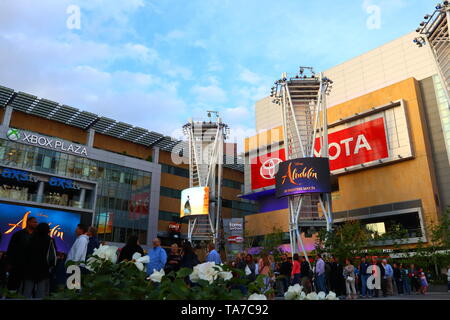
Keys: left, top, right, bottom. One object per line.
{"left": 91, "top": 245, "right": 118, "bottom": 263}
{"left": 317, "top": 291, "right": 326, "bottom": 300}
{"left": 326, "top": 291, "right": 339, "bottom": 300}
{"left": 299, "top": 291, "right": 306, "bottom": 300}
{"left": 131, "top": 252, "right": 150, "bottom": 272}
{"left": 86, "top": 245, "right": 118, "bottom": 271}
{"left": 189, "top": 262, "right": 224, "bottom": 284}
{"left": 248, "top": 293, "right": 267, "bottom": 300}
{"left": 305, "top": 292, "right": 319, "bottom": 300}
{"left": 284, "top": 284, "right": 304, "bottom": 300}
{"left": 218, "top": 271, "right": 233, "bottom": 281}
{"left": 148, "top": 269, "right": 165, "bottom": 283}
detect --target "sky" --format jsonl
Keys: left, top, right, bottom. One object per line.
{"left": 0, "top": 0, "right": 435, "bottom": 151}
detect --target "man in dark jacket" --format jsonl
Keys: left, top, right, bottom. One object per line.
{"left": 300, "top": 256, "right": 312, "bottom": 293}
{"left": 278, "top": 254, "right": 292, "bottom": 293}
{"left": 86, "top": 227, "right": 100, "bottom": 258}
{"left": 6, "top": 216, "right": 38, "bottom": 292}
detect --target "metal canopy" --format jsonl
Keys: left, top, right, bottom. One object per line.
{"left": 0, "top": 84, "right": 245, "bottom": 173}
{"left": 0, "top": 86, "right": 15, "bottom": 107}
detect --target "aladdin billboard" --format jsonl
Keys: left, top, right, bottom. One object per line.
{"left": 275, "top": 158, "right": 331, "bottom": 197}
{"left": 0, "top": 203, "right": 81, "bottom": 253}
{"left": 180, "top": 187, "right": 209, "bottom": 218}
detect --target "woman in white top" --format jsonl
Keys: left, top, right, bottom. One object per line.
{"left": 343, "top": 259, "right": 357, "bottom": 299}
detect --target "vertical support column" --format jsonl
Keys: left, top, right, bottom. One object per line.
{"left": 1, "top": 105, "right": 14, "bottom": 128}
{"left": 152, "top": 147, "right": 160, "bottom": 164}
{"left": 36, "top": 181, "right": 45, "bottom": 203}
{"left": 79, "top": 188, "right": 86, "bottom": 209}
{"left": 86, "top": 128, "right": 95, "bottom": 147}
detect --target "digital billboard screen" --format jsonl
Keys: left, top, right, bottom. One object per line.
{"left": 275, "top": 158, "right": 331, "bottom": 197}
{"left": 0, "top": 203, "right": 81, "bottom": 253}
{"left": 180, "top": 187, "right": 209, "bottom": 218}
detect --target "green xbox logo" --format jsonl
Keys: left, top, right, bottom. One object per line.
{"left": 7, "top": 128, "right": 21, "bottom": 141}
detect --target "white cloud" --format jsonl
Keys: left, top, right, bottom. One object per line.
{"left": 191, "top": 84, "right": 227, "bottom": 104}
{"left": 239, "top": 68, "right": 263, "bottom": 84}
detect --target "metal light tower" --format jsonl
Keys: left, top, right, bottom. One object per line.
{"left": 271, "top": 67, "right": 333, "bottom": 263}
{"left": 414, "top": 1, "right": 450, "bottom": 102}
{"left": 182, "top": 112, "right": 228, "bottom": 245}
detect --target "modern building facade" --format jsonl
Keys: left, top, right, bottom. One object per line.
{"left": 242, "top": 31, "right": 450, "bottom": 251}
{"left": 0, "top": 86, "right": 255, "bottom": 253}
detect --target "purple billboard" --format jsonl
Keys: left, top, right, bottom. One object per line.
{"left": 275, "top": 157, "right": 331, "bottom": 198}
{"left": 0, "top": 203, "right": 81, "bottom": 253}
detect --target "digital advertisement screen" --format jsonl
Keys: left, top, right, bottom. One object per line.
{"left": 180, "top": 187, "right": 209, "bottom": 218}
{"left": 0, "top": 203, "right": 81, "bottom": 253}
{"left": 275, "top": 158, "right": 331, "bottom": 197}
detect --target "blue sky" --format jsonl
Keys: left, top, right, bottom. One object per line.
{"left": 0, "top": 0, "right": 435, "bottom": 150}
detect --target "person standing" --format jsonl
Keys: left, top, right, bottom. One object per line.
{"left": 325, "top": 258, "right": 332, "bottom": 293}
{"left": 410, "top": 264, "right": 420, "bottom": 294}
{"left": 359, "top": 257, "right": 370, "bottom": 298}
{"left": 22, "top": 223, "right": 57, "bottom": 299}
{"left": 147, "top": 238, "right": 167, "bottom": 275}
{"left": 244, "top": 254, "right": 257, "bottom": 282}
{"left": 86, "top": 227, "right": 100, "bottom": 258}
{"left": 446, "top": 264, "right": 450, "bottom": 293}
{"left": 165, "top": 243, "right": 182, "bottom": 273}
{"left": 118, "top": 235, "right": 144, "bottom": 262}
{"left": 290, "top": 253, "right": 301, "bottom": 285}
{"left": 381, "top": 259, "right": 394, "bottom": 296}
{"left": 66, "top": 224, "right": 89, "bottom": 264}
{"left": 259, "top": 255, "right": 273, "bottom": 298}
{"left": 343, "top": 259, "right": 357, "bottom": 299}
{"left": 206, "top": 243, "right": 222, "bottom": 265}
{"left": 315, "top": 253, "right": 326, "bottom": 293}
{"left": 393, "top": 263, "right": 403, "bottom": 295}
{"left": 419, "top": 268, "right": 429, "bottom": 294}
{"left": 180, "top": 241, "right": 200, "bottom": 269}
{"left": 336, "top": 258, "right": 346, "bottom": 298}
{"left": 6, "top": 216, "right": 38, "bottom": 292}
{"left": 300, "top": 256, "right": 312, "bottom": 293}
{"left": 401, "top": 263, "right": 411, "bottom": 295}
{"left": 278, "top": 254, "right": 292, "bottom": 294}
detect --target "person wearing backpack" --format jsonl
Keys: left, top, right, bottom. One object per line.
{"left": 22, "top": 223, "right": 57, "bottom": 299}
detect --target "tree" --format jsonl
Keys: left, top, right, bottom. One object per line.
{"left": 315, "top": 220, "right": 371, "bottom": 261}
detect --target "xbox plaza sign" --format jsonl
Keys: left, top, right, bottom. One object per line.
{"left": 6, "top": 128, "right": 88, "bottom": 156}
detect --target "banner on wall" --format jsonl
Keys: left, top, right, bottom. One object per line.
{"left": 180, "top": 187, "right": 209, "bottom": 218}
{"left": 314, "top": 117, "right": 389, "bottom": 172}
{"left": 251, "top": 149, "right": 286, "bottom": 190}
{"left": 275, "top": 158, "right": 331, "bottom": 197}
{"left": 0, "top": 203, "right": 81, "bottom": 253}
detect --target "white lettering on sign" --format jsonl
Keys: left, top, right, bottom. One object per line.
{"left": 354, "top": 134, "right": 372, "bottom": 154}
{"left": 315, "top": 134, "right": 372, "bottom": 159}
{"left": 16, "top": 130, "right": 88, "bottom": 156}
{"left": 229, "top": 222, "right": 243, "bottom": 231}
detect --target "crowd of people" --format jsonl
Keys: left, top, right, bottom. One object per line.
{"left": 1, "top": 218, "right": 449, "bottom": 300}
{"left": 0, "top": 215, "right": 225, "bottom": 299}
{"left": 0, "top": 216, "right": 102, "bottom": 299}
{"left": 230, "top": 252, "right": 450, "bottom": 299}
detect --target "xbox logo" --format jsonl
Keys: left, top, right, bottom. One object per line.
{"left": 7, "top": 128, "right": 21, "bottom": 141}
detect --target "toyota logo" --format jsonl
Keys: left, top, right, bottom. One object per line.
{"left": 260, "top": 158, "right": 282, "bottom": 179}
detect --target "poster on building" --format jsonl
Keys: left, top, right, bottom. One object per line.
{"left": 0, "top": 203, "right": 81, "bottom": 253}
{"left": 180, "top": 187, "right": 209, "bottom": 218}
{"left": 314, "top": 117, "right": 389, "bottom": 172}
{"left": 275, "top": 158, "right": 331, "bottom": 197}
